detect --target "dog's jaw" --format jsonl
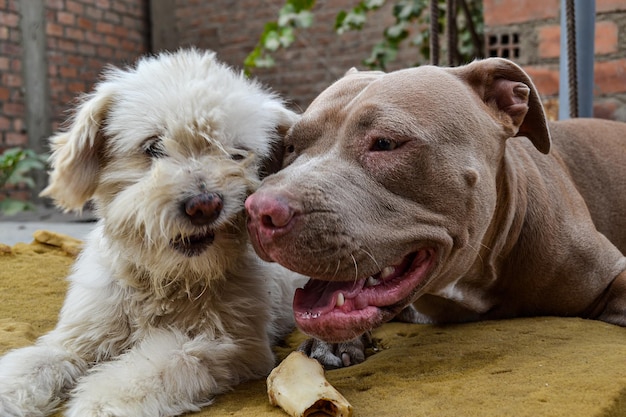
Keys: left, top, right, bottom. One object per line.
{"left": 292, "top": 248, "right": 437, "bottom": 342}
{"left": 169, "top": 231, "right": 216, "bottom": 257}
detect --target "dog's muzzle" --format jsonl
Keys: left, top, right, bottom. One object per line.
{"left": 170, "top": 192, "right": 223, "bottom": 257}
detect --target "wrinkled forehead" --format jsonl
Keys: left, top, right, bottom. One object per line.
{"left": 303, "top": 66, "right": 473, "bottom": 122}
{"left": 357, "top": 66, "right": 475, "bottom": 110}
{"left": 304, "top": 70, "right": 384, "bottom": 116}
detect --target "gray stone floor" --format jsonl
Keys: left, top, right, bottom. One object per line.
{"left": 0, "top": 206, "right": 96, "bottom": 246}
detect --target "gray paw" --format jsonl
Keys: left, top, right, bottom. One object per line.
{"left": 297, "top": 333, "right": 371, "bottom": 369}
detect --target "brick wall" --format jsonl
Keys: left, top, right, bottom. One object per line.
{"left": 1, "top": 0, "right": 625, "bottom": 161}
{"left": 0, "top": 0, "right": 24, "bottom": 148}
{"left": 174, "top": 0, "right": 416, "bottom": 112}
{"left": 46, "top": 0, "right": 148, "bottom": 130}
{"left": 0, "top": 0, "right": 148, "bottom": 152}
{"left": 484, "top": 0, "right": 626, "bottom": 121}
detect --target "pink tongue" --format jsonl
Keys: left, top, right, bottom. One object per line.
{"left": 294, "top": 278, "right": 364, "bottom": 315}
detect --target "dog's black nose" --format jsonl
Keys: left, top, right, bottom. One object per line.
{"left": 184, "top": 193, "right": 223, "bottom": 226}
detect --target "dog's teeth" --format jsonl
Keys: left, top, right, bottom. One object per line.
{"left": 381, "top": 266, "right": 395, "bottom": 280}
{"left": 336, "top": 292, "right": 345, "bottom": 307}
{"left": 366, "top": 276, "right": 380, "bottom": 287}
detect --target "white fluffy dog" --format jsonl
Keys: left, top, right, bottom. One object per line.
{"left": 0, "top": 49, "right": 304, "bottom": 416}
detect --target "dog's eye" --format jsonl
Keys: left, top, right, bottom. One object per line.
{"left": 371, "top": 137, "right": 399, "bottom": 152}
{"left": 230, "top": 149, "right": 249, "bottom": 161}
{"left": 285, "top": 144, "right": 295, "bottom": 154}
{"left": 143, "top": 138, "right": 166, "bottom": 158}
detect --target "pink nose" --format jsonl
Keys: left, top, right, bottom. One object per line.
{"left": 245, "top": 191, "right": 298, "bottom": 232}
{"left": 184, "top": 192, "right": 223, "bottom": 226}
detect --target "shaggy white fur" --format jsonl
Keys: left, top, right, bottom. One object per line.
{"left": 0, "top": 49, "right": 305, "bottom": 417}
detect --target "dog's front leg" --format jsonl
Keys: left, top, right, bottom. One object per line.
{"left": 0, "top": 340, "right": 88, "bottom": 417}
{"left": 65, "top": 327, "right": 275, "bottom": 417}
{"left": 593, "top": 269, "right": 626, "bottom": 326}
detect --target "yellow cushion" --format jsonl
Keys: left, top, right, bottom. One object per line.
{"left": 1, "top": 231, "right": 625, "bottom": 417}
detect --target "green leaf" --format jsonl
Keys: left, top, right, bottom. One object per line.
{"left": 279, "top": 27, "right": 296, "bottom": 47}
{"left": 0, "top": 198, "right": 33, "bottom": 216}
{"left": 335, "top": 10, "right": 348, "bottom": 29}
{"left": 264, "top": 30, "right": 282, "bottom": 51}
{"left": 254, "top": 54, "right": 276, "bottom": 68}
{"left": 385, "top": 22, "right": 408, "bottom": 40}
{"left": 287, "top": 0, "right": 315, "bottom": 12}
{"left": 244, "top": 0, "right": 316, "bottom": 73}
{"left": 295, "top": 10, "right": 313, "bottom": 27}
{"left": 364, "top": 0, "right": 386, "bottom": 9}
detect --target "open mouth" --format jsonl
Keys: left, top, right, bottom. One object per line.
{"left": 293, "top": 248, "right": 436, "bottom": 342}
{"left": 169, "top": 231, "right": 215, "bottom": 257}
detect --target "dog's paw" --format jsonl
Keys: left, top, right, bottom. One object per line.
{"left": 297, "top": 333, "right": 371, "bottom": 369}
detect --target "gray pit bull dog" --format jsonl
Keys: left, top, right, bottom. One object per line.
{"left": 246, "top": 58, "right": 626, "bottom": 367}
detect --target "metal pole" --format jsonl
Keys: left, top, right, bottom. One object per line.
{"left": 559, "top": 0, "right": 595, "bottom": 119}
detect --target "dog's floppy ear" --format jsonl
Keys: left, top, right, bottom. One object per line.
{"left": 40, "top": 87, "right": 113, "bottom": 211}
{"left": 450, "top": 58, "right": 551, "bottom": 154}
{"left": 259, "top": 104, "right": 300, "bottom": 179}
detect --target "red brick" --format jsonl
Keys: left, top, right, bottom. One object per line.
{"left": 9, "top": 58, "right": 19, "bottom": 72}
{"left": 78, "top": 43, "right": 96, "bottom": 56}
{"left": 0, "top": 11, "right": 18, "bottom": 27}
{"left": 58, "top": 39, "right": 77, "bottom": 52}
{"left": 77, "top": 17, "right": 94, "bottom": 30}
{"left": 103, "top": 35, "right": 118, "bottom": 47}
{"left": 56, "top": 11, "right": 75, "bottom": 25}
{"left": 0, "top": 87, "right": 9, "bottom": 100}
{"left": 0, "top": 116, "right": 10, "bottom": 130}
{"left": 68, "top": 81, "right": 88, "bottom": 94}
{"left": 113, "top": 26, "right": 129, "bottom": 38}
{"left": 522, "top": 65, "right": 560, "bottom": 97}
{"left": 65, "top": 27, "right": 85, "bottom": 42}
{"left": 84, "top": 6, "right": 104, "bottom": 20}
{"left": 3, "top": 73, "right": 20, "bottom": 87}
{"left": 102, "top": 11, "right": 121, "bottom": 24}
{"left": 65, "top": 0, "right": 84, "bottom": 15}
{"left": 47, "top": 64, "right": 58, "bottom": 77}
{"left": 12, "top": 117, "right": 23, "bottom": 133}
{"left": 47, "top": 22, "right": 64, "bottom": 37}
{"left": 111, "top": 1, "right": 128, "bottom": 15}
{"left": 484, "top": 0, "right": 560, "bottom": 26}
{"left": 537, "top": 25, "right": 560, "bottom": 59}
{"left": 7, "top": 26, "right": 19, "bottom": 43}
{"left": 95, "top": 21, "right": 114, "bottom": 34}
{"left": 86, "top": 31, "right": 104, "bottom": 44}
{"left": 59, "top": 66, "right": 77, "bottom": 78}
{"left": 45, "top": 0, "right": 63, "bottom": 10}
{"left": 67, "top": 55, "right": 85, "bottom": 67}
{"left": 96, "top": 0, "right": 112, "bottom": 9}
{"left": 3, "top": 102, "right": 23, "bottom": 117}
{"left": 5, "top": 132, "right": 27, "bottom": 147}
{"left": 538, "top": 20, "right": 618, "bottom": 59}
{"left": 96, "top": 45, "right": 114, "bottom": 59}
{"left": 595, "top": 21, "right": 619, "bottom": 55}
{"left": 595, "top": 59, "right": 626, "bottom": 94}
{"left": 597, "top": 0, "right": 626, "bottom": 13}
